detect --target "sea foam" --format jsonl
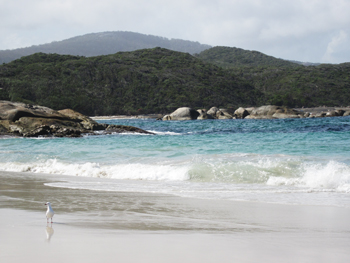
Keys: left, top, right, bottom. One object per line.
{"left": 1, "top": 155, "right": 350, "bottom": 192}
{"left": 267, "top": 160, "right": 350, "bottom": 192}
{"left": 0, "top": 159, "right": 190, "bottom": 181}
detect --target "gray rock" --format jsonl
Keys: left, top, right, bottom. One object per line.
{"left": 245, "top": 105, "right": 300, "bottom": 119}
{"left": 212, "top": 108, "right": 233, "bottom": 119}
{"left": 234, "top": 107, "right": 249, "bottom": 119}
{"left": 105, "top": 124, "right": 154, "bottom": 134}
{"left": 216, "top": 110, "right": 233, "bottom": 119}
{"left": 197, "top": 111, "right": 215, "bottom": 120}
{"left": 58, "top": 109, "right": 106, "bottom": 130}
{"left": 162, "top": 115, "right": 172, "bottom": 121}
{"left": 0, "top": 101, "right": 70, "bottom": 122}
{"left": 325, "top": 111, "right": 339, "bottom": 117}
{"left": 344, "top": 111, "right": 350, "bottom": 117}
{"left": 0, "top": 100, "right": 153, "bottom": 137}
{"left": 315, "top": 112, "right": 327, "bottom": 118}
{"left": 335, "top": 110, "right": 345, "bottom": 116}
{"left": 163, "top": 107, "right": 200, "bottom": 121}
{"left": 272, "top": 112, "right": 300, "bottom": 119}
{"left": 245, "top": 107, "right": 255, "bottom": 114}
{"left": 207, "top": 107, "right": 219, "bottom": 117}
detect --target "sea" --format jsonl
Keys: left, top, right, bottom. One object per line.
{"left": 1, "top": 116, "right": 350, "bottom": 208}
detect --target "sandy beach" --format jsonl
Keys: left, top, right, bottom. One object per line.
{"left": 1, "top": 170, "right": 350, "bottom": 263}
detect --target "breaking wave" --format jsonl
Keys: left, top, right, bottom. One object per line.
{"left": 1, "top": 154, "right": 349, "bottom": 192}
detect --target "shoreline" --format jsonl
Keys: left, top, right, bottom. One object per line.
{"left": 90, "top": 106, "right": 350, "bottom": 120}
{"left": 295, "top": 106, "right": 350, "bottom": 113}
{"left": 1, "top": 170, "right": 350, "bottom": 262}
{"left": 91, "top": 114, "right": 163, "bottom": 120}
{"left": 2, "top": 208, "right": 349, "bottom": 263}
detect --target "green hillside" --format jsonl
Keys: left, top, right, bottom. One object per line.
{"left": 232, "top": 63, "right": 350, "bottom": 107}
{"left": 195, "top": 47, "right": 350, "bottom": 108}
{"left": 1, "top": 47, "right": 349, "bottom": 115}
{"left": 0, "top": 48, "right": 260, "bottom": 115}
{"left": 195, "top": 46, "right": 298, "bottom": 68}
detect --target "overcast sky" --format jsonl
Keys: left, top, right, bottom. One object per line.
{"left": 1, "top": 0, "right": 350, "bottom": 63}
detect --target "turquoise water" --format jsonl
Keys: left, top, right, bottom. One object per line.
{"left": 1, "top": 117, "right": 350, "bottom": 206}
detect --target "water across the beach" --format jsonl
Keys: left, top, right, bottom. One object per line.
{"left": 1, "top": 116, "right": 350, "bottom": 207}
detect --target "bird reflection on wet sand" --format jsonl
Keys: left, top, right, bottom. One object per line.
{"left": 45, "top": 225, "right": 54, "bottom": 242}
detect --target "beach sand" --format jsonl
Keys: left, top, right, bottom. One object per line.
{"left": 1, "top": 171, "right": 350, "bottom": 263}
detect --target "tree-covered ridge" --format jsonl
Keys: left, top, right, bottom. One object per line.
{"left": 195, "top": 47, "right": 349, "bottom": 108}
{"left": 0, "top": 31, "right": 211, "bottom": 64}
{"left": 195, "top": 46, "right": 299, "bottom": 68}
{"left": 0, "top": 48, "right": 260, "bottom": 115}
{"left": 231, "top": 63, "right": 350, "bottom": 107}
{"left": 1, "top": 47, "right": 349, "bottom": 116}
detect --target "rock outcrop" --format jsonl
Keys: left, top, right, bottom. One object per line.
{"left": 162, "top": 105, "right": 350, "bottom": 121}
{"left": 296, "top": 107, "right": 350, "bottom": 118}
{"left": 207, "top": 107, "right": 219, "bottom": 116}
{"left": 216, "top": 109, "right": 234, "bottom": 119}
{"left": 204, "top": 107, "right": 234, "bottom": 119}
{"left": 234, "top": 107, "right": 249, "bottom": 119}
{"left": 162, "top": 107, "right": 200, "bottom": 121}
{"left": 197, "top": 109, "right": 214, "bottom": 120}
{"left": 0, "top": 101, "right": 153, "bottom": 137}
{"left": 245, "top": 105, "right": 300, "bottom": 119}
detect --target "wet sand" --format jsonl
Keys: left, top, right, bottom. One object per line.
{"left": 1, "top": 171, "right": 350, "bottom": 263}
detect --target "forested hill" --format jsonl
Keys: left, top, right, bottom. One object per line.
{"left": 196, "top": 46, "right": 350, "bottom": 108}
{"left": 0, "top": 31, "right": 212, "bottom": 64}
{"left": 231, "top": 62, "right": 350, "bottom": 108}
{"left": 1, "top": 47, "right": 349, "bottom": 115}
{"left": 0, "top": 48, "right": 260, "bottom": 115}
{"left": 195, "top": 46, "right": 298, "bottom": 68}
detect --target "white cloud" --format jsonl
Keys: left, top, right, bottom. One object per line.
{"left": 0, "top": 0, "right": 350, "bottom": 63}
{"left": 322, "top": 30, "right": 349, "bottom": 63}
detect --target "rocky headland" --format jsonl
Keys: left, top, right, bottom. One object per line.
{"left": 0, "top": 101, "right": 153, "bottom": 137}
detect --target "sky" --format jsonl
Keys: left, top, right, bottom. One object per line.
{"left": 1, "top": 0, "right": 350, "bottom": 63}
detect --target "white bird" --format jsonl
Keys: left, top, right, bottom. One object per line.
{"left": 45, "top": 202, "right": 55, "bottom": 223}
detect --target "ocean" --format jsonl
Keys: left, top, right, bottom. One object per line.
{"left": 1, "top": 116, "right": 350, "bottom": 208}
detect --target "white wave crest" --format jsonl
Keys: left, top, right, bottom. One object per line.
{"left": 2, "top": 156, "right": 350, "bottom": 193}
{"left": 148, "top": 130, "right": 182, "bottom": 136}
{"left": 0, "top": 159, "right": 190, "bottom": 181}
{"left": 267, "top": 161, "right": 350, "bottom": 192}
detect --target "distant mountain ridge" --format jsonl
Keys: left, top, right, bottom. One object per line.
{"left": 0, "top": 31, "right": 212, "bottom": 64}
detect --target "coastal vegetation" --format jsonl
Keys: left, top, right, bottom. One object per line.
{"left": 197, "top": 47, "right": 350, "bottom": 108}
{"left": 233, "top": 63, "right": 350, "bottom": 108}
{"left": 0, "top": 48, "right": 260, "bottom": 115}
{"left": 0, "top": 46, "right": 349, "bottom": 116}
{"left": 195, "top": 46, "right": 298, "bottom": 68}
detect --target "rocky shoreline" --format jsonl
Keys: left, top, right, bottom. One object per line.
{"left": 103, "top": 106, "right": 349, "bottom": 121}
{"left": 0, "top": 101, "right": 153, "bottom": 137}
{"left": 1, "top": 101, "right": 349, "bottom": 138}
{"left": 93, "top": 106, "right": 350, "bottom": 121}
